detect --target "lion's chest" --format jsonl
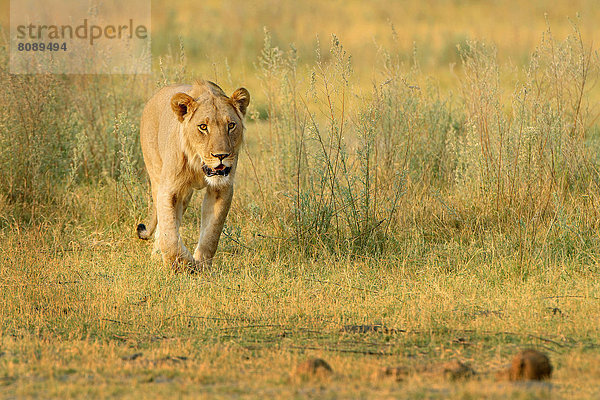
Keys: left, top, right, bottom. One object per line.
{"left": 191, "top": 177, "right": 207, "bottom": 190}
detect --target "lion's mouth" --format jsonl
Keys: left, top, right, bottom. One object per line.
{"left": 202, "top": 164, "right": 231, "bottom": 177}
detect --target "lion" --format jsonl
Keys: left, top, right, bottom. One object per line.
{"left": 136, "top": 80, "right": 250, "bottom": 272}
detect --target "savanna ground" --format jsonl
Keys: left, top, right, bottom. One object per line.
{"left": 2, "top": 0, "right": 600, "bottom": 398}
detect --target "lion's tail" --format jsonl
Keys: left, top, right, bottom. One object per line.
{"left": 137, "top": 202, "right": 157, "bottom": 240}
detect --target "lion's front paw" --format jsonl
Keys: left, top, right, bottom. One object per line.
{"left": 193, "top": 251, "right": 214, "bottom": 271}
{"left": 169, "top": 258, "right": 209, "bottom": 275}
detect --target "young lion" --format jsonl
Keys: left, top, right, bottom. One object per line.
{"left": 136, "top": 80, "right": 250, "bottom": 272}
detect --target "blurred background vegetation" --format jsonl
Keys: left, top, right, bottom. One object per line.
{"left": 149, "top": 0, "right": 600, "bottom": 97}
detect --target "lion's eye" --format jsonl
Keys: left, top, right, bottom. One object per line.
{"left": 198, "top": 124, "right": 208, "bottom": 132}
{"left": 228, "top": 122, "right": 236, "bottom": 131}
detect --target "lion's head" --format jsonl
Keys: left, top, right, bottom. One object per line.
{"left": 170, "top": 80, "right": 250, "bottom": 188}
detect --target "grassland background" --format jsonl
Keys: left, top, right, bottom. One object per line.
{"left": 1, "top": 0, "right": 600, "bottom": 398}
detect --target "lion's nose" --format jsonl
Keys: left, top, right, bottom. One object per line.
{"left": 211, "top": 153, "right": 230, "bottom": 161}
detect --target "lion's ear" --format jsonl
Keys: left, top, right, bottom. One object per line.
{"left": 231, "top": 88, "right": 250, "bottom": 116}
{"left": 171, "top": 93, "right": 197, "bottom": 122}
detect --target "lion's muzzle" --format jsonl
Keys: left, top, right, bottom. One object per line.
{"left": 202, "top": 164, "right": 232, "bottom": 177}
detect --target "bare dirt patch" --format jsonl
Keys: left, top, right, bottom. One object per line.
{"left": 496, "top": 349, "right": 553, "bottom": 381}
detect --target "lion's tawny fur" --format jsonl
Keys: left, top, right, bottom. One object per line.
{"left": 137, "top": 80, "right": 250, "bottom": 272}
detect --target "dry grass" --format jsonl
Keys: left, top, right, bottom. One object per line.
{"left": 1, "top": 212, "right": 600, "bottom": 398}
{"left": 1, "top": 0, "right": 600, "bottom": 398}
